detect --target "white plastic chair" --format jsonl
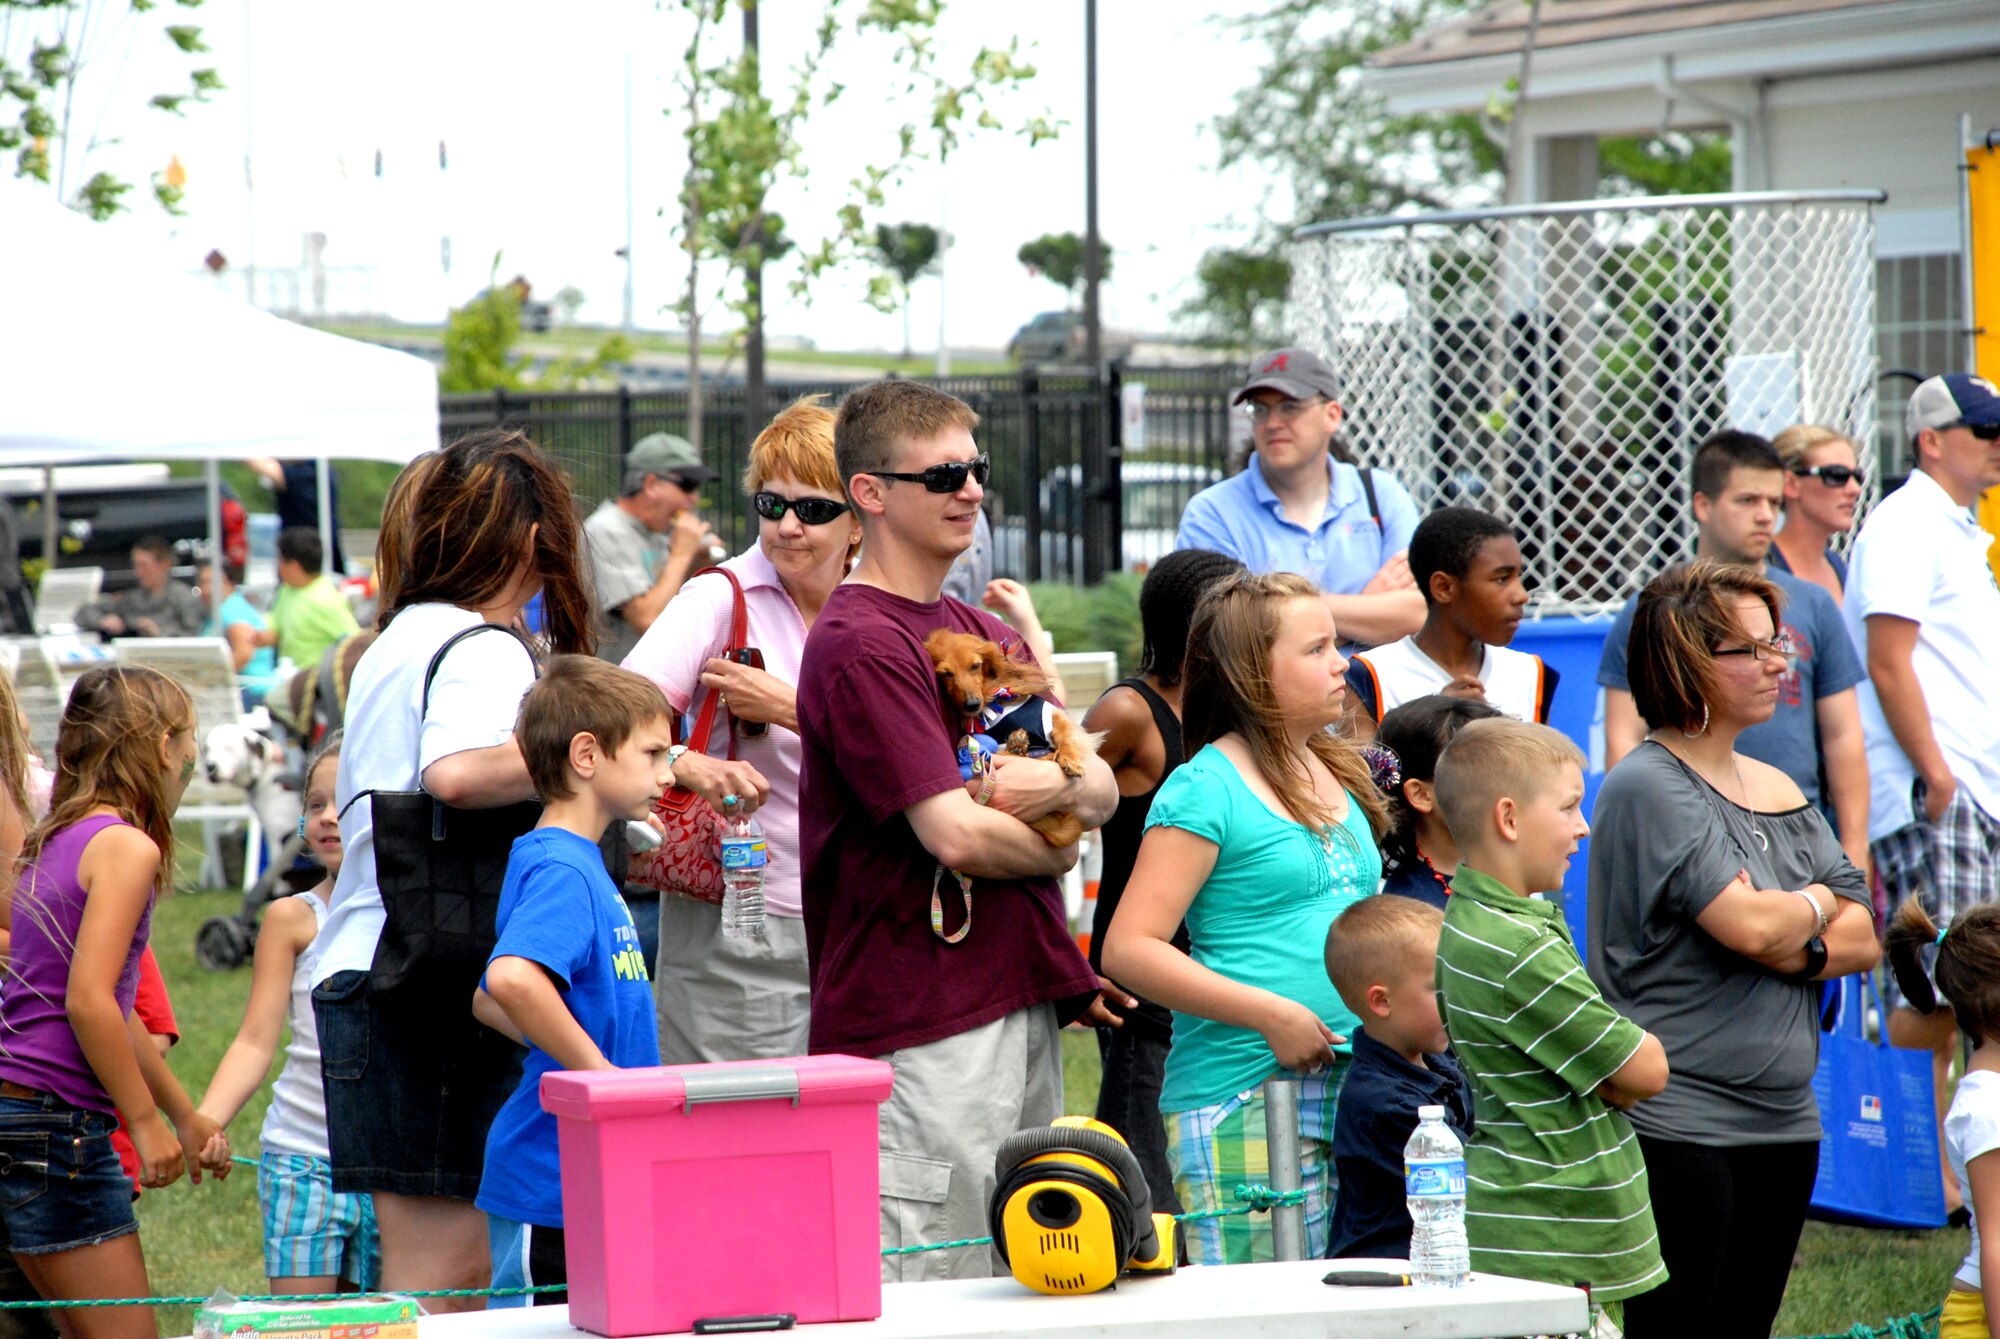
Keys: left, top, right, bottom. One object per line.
{"left": 33, "top": 567, "right": 103, "bottom": 635}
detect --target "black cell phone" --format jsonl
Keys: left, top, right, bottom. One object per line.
{"left": 729, "top": 647, "right": 768, "bottom": 738}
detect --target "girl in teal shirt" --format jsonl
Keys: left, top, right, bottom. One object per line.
{"left": 1102, "top": 571, "right": 1386, "bottom": 1264}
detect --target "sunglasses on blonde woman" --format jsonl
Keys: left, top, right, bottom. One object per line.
{"left": 753, "top": 492, "right": 851, "bottom": 525}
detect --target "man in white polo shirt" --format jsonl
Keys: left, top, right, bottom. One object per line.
{"left": 1846, "top": 371, "right": 2000, "bottom": 1212}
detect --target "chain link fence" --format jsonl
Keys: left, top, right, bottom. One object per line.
{"left": 1291, "top": 190, "right": 1884, "bottom": 615}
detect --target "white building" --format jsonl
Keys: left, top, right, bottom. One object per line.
{"left": 1364, "top": 0, "right": 2000, "bottom": 457}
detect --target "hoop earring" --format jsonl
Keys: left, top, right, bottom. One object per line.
{"left": 1681, "top": 702, "right": 1710, "bottom": 739}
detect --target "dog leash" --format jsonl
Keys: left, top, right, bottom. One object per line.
{"left": 931, "top": 709, "right": 987, "bottom": 945}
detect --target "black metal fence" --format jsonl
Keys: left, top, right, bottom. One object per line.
{"left": 439, "top": 364, "right": 1243, "bottom": 585}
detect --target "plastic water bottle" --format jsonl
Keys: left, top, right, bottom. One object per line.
{"left": 1405, "top": 1104, "right": 1470, "bottom": 1288}
{"left": 719, "top": 815, "right": 768, "bottom": 940}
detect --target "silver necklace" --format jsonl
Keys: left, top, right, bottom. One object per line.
{"left": 1731, "top": 759, "right": 1769, "bottom": 852}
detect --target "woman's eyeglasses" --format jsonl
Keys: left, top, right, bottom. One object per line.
{"left": 753, "top": 492, "right": 851, "bottom": 525}
{"left": 1714, "top": 632, "right": 1798, "bottom": 663}
{"left": 866, "top": 453, "right": 991, "bottom": 494}
{"left": 1792, "top": 464, "right": 1865, "bottom": 488}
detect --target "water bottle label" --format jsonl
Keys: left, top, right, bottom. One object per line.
{"left": 1405, "top": 1157, "right": 1466, "bottom": 1197}
{"left": 721, "top": 837, "right": 768, "bottom": 871}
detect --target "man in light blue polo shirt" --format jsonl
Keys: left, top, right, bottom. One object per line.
{"left": 1175, "top": 347, "right": 1423, "bottom": 645}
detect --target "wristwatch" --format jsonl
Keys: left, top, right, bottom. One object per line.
{"left": 1791, "top": 935, "right": 1828, "bottom": 983}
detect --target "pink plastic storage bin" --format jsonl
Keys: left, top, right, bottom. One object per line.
{"left": 542, "top": 1054, "right": 895, "bottom": 1337}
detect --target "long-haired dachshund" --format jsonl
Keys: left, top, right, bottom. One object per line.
{"left": 925, "top": 628, "right": 1101, "bottom": 847}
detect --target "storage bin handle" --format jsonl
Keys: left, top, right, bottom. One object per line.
{"left": 680, "top": 1067, "right": 802, "bottom": 1111}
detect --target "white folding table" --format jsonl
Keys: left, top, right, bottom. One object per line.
{"left": 415, "top": 1260, "right": 1589, "bottom": 1339}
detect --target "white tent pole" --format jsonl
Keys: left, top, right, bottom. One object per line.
{"left": 40, "top": 467, "right": 57, "bottom": 573}
{"left": 316, "top": 457, "right": 336, "bottom": 575}
{"left": 205, "top": 459, "right": 225, "bottom": 620}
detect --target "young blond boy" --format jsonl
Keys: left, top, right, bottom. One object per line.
{"left": 473, "top": 656, "right": 674, "bottom": 1307}
{"left": 1322, "top": 896, "right": 1475, "bottom": 1259}
{"left": 1432, "top": 718, "right": 1669, "bottom": 1309}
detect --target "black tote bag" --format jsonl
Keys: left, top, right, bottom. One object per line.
{"left": 360, "top": 623, "right": 541, "bottom": 1002}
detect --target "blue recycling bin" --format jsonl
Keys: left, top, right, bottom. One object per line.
{"left": 1509, "top": 614, "right": 1617, "bottom": 956}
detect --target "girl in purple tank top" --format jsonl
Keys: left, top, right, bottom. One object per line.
{"left": 0, "top": 664, "right": 229, "bottom": 1334}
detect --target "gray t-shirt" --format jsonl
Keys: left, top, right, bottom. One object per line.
{"left": 583, "top": 499, "right": 670, "bottom": 665}
{"left": 1586, "top": 742, "right": 1869, "bottom": 1143}
{"left": 941, "top": 508, "right": 992, "bottom": 606}
{"left": 1596, "top": 564, "right": 1865, "bottom": 806}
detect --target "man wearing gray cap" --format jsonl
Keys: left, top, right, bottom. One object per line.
{"left": 1175, "top": 347, "right": 1423, "bottom": 645}
{"left": 584, "top": 431, "right": 721, "bottom": 664}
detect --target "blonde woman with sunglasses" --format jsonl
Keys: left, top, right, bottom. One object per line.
{"left": 1771, "top": 424, "right": 1865, "bottom": 606}
{"left": 623, "top": 395, "right": 861, "bottom": 1064}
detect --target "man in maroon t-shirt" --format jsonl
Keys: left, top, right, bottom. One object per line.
{"left": 797, "top": 380, "right": 1122, "bottom": 1282}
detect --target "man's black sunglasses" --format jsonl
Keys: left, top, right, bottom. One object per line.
{"left": 753, "top": 492, "right": 851, "bottom": 525}
{"left": 866, "top": 453, "right": 991, "bottom": 494}
{"left": 1792, "top": 464, "right": 1866, "bottom": 488}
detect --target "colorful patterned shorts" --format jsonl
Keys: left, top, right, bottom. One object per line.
{"left": 1163, "top": 1060, "right": 1347, "bottom": 1265}
{"left": 259, "top": 1150, "right": 380, "bottom": 1286}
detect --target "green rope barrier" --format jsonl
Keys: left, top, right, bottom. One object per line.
{"left": 1785, "top": 1307, "right": 1942, "bottom": 1339}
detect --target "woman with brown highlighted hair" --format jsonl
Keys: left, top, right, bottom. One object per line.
{"left": 310, "top": 429, "right": 592, "bottom": 1310}
{"left": 623, "top": 395, "right": 860, "bottom": 1064}
{"left": 1585, "top": 558, "right": 1879, "bottom": 1338}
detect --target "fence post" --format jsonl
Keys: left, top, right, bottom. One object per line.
{"left": 1101, "top": 361, "right": 1124, "bottom": 579}
{"left": 1021, "top": 367, "right": 1043, "bottom": 584}
{"left": 617, "top": 385, "right": 634, "bottom": 462}
{"left": 1081, "top": 365, "right": 1112, "bottom": 586}
{"left": 1262, "top": 1076, "right": 1305, "bottom": 1262}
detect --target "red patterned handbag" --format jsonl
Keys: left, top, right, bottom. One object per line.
{"left": 628, "top": 567, "right": 745, "bottom": 907}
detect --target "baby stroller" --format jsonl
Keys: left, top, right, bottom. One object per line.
{"left": 193, "top": 630, "right": 377, "bottom": 970}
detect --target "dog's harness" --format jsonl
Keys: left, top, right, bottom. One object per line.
{"left": 933, "top": 689, "right": 1062, "bottom": 945}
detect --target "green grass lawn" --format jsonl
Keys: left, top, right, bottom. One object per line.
{"left": 135, "top": 886, "right": 1962, "bottom": 1337}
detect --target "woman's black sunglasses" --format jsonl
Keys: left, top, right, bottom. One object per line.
{"left": 1792, "top": 464, "right": 1866, "bottom": 488}
{"left": 866, "top": 453, "right": 991, "bottom": 494}
{"left": 753, "top": 492, "right": 852, "bottom": 525}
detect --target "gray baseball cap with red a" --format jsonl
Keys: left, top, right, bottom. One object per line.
{"left": 1232, "top": 347, "right": 1340, "bottom": 405}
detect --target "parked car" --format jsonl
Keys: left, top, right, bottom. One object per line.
{"left": 992, "top": 460, "right": 1222, "bottom": 580}
{"left": 1006, "top": 310, "right": 1138, "bottom": 367}
{"left": 2, "top": 463, "right": 239, "bottom": 593}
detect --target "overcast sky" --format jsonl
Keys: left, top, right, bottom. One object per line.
{"left": 29, "top": 1, "right": 1287, "bottom": 354}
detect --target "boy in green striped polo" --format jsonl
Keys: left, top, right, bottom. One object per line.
{"left": 1432, "top": 719, "right": 1670, "bottom": 1315}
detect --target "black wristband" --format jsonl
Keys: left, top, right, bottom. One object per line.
{"left": 1791, "top": 935, "right": 1828, "bottom": 983}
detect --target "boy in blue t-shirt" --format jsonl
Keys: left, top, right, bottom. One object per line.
{"left": 473, "top": 655, "right": 673, "bottom": 1307}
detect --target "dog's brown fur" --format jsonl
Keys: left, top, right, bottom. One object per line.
{"left": 924, "top": 628, "right": 1099, "bottom": 847}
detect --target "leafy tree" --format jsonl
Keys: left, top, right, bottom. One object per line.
{"left": 1, "top": 0, "right": 225, "bottom": 218}
{"left": 1599, "top": 131, "right": 1732, "bottom": 197}
{"left": 672, "top": 0, "right": 1055, "bottom": 447}
{"left": 552, "top": 285, "right": 588, "bottom": 326}
{"left": 1017, "top": 231, "right": 1111, "bottom": 304}
{"left": 1177, "top": 246, "right": 1292, "bottom": 352}
{"left": 441, "top": 259, "right": 633, "bottom": 393}
{"left": 1217, "top": 0, "right": 1500, "bottom": 227}
{"left": 873, "top": 221, "right": 940, "bottom": 358}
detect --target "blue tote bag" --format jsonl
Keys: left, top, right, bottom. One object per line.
{"left": 1808, "top": 973, "right": 1947, "bottom": 1229}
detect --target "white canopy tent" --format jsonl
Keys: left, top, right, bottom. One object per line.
{"left": 0, "top": 178, "right": 437, "bottom": 593}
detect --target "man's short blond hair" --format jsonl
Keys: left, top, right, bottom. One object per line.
{"left": 1433, "top": 718, "right": 1585, "bottom": 848}
{"left": 1324, "top": 895, "right": 1444, "bottom": 1018}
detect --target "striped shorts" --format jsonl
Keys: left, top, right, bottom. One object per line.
{"left": 1163, "top": 1061, "right": 1348, "bottom": 1265}
{"left": 258, "top": 1151, "right": 380, "bottom": 1287}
